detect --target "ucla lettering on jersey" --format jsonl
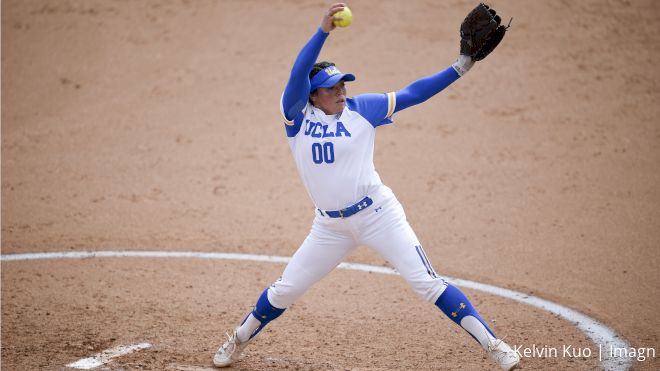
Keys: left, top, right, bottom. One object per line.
{"left": 304, "top": 121, "right": 352, "bottom": 138}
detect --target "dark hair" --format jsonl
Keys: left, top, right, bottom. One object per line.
{"left": 309, "top": 61, "right": 335, "bottom": 80}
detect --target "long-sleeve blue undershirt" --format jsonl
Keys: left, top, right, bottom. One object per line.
{"left": 281, "top": 27, "right": 461, "bottom": 122}
{"left": 282, "top": 28, "right": 328, "bottom": 121}
{"left": 393, "top": 67, "right": 460, "bottom": 114}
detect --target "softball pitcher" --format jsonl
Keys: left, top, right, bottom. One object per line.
{"left": 214, "top": 3, "right": 520, "bottom": 370}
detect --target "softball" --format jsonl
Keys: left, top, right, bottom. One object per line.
{"left": 333, "top": 7, "right": 353, "bottom": 27}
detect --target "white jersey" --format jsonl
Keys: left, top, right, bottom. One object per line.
{"left": 281, "top": 92, "right": 397, "bottom": 211}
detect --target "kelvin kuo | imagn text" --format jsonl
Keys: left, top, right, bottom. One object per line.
{"left": 513, "top": 344, "right": 656, "bottom": 362}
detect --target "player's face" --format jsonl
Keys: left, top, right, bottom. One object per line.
{"left": 311, "top": 81, "right": 346, "bottom": 115}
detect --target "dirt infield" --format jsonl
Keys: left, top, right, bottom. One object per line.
{"left": 2, "top": 0, "right": 659, "bottom": 370}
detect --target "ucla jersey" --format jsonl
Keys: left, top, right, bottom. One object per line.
{"left": 281, "top": 92, "right": 397, "bottom": 211}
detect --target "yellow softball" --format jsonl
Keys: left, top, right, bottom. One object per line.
{"left": 333, "top": 7, "right": 353, "bottom": 28}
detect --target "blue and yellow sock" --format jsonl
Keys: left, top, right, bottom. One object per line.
{"left": 236, "top": 288, "right": 286, "bottom": 342}
{"left": 435, "top": 283, "right": 496, "bottom": 349}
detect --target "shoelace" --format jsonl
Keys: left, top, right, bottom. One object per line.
{"left": 486, "top": 332, "right": 515, "bottom": 361}
{"left": 484, "top": 328, "right": 504, "bottom": 352}
{"left": 487, "top": 338, "right": 505, "bottom": 352}
{"left": 486, "top": 327, "right": 508, "bottom": 348}
{"left": 221, "top": 332, "right": 237, "bottom": 354}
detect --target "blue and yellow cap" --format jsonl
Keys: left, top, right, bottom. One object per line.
{"left": 310, "top": 65, "right": 356, "bottom": 92}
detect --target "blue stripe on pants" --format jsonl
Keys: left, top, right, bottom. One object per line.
{"left": 415, "top": 245, "right": 437, "bottom": 278}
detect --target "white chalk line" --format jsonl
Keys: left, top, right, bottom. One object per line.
{"left": 65, "top": 342, "right": 152, "bottom": 369}
{"left": 1, "top": 250, "right": 632, "bottom": 371}
{"left": 168, "top": 364, "right": 217, "bottom": 371}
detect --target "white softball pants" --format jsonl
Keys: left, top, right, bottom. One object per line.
{"left": 267, "top": 189, "right": 448, "bottom": 309}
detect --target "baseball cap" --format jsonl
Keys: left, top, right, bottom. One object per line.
{"left": 310, "top": 65, "right": 356, "bottom": 92}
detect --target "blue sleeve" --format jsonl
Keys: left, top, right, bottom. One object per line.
{"left": 281, "top": 28, "right": 329, "bottom": 122}
{"left": 347, "top": 94, "right": 393, "bottom": 128}
{"left": 393, "top": 66, "right": 460, "bottom": 114}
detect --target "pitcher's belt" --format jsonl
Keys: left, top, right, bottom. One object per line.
{"left": 318, "top": 196, "right": 373, "bottom": 218}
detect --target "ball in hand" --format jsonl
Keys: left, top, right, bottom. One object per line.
{"left": 333, "top": 7, "right": 353, "bottom": 27}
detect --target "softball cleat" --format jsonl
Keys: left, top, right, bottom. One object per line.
{"left": 213, "top": 329, "right": 250, "bottom": 367}
{"left": 487, "top": 338, "right": 520, "bottom": 370}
